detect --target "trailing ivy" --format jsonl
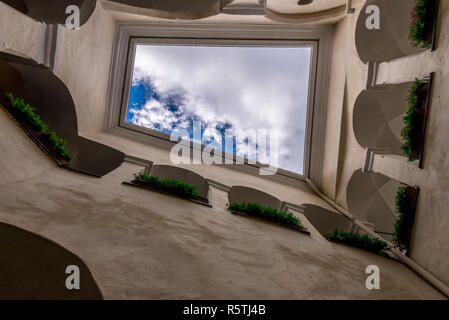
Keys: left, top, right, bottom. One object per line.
{"left": 409, "top": 0, "right": 433, "bottom": 48}
{"left": 6, "top": 93, "right": 71, "bottom": 161}
{"left": 325, "top": 229, "right": 388, "bottom": 254}
{"left": 133, "top": 174, "right": 200, "bottom": 197}
{"left": 393, "top": 185, "right": 413, "bottom": 249}
{"left": 227, "top": 201, "right": 308, "bottom": 232}
{"left": 401, "top": 79, "right": 422, "bottom": 161}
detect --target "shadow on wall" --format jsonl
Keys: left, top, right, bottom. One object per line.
{"left": 0, "top": 0, "right": 96, "bottom": 26}
{"left": 265, "top": 2, "right": 346, "bottom": 25}
{"left": 148, "top": 164, "right": 210, "bottom": 199}
{"left": 228, "top": 186, "right": 282, "bottom": 210}
{"left": 0, "top": 52, "right": 125, "bottom": 177}
{"left": 227, "top": 188, "right": 356, "bottom": 236}
{"left": 109, "top": 0, "right": 229, "bottom": 19}
{"left": 300, "top": 204, "right": 354, "bottom": 236}
{"left": 353, "top": 83, "right": 413, "bottom": 157}
{"left": 347, "top": 169, "right": 401, "bottom": 241}
{"left": 355, "top": 0, "right": 424, "bottom": 63}
{"left": 0, "top": 222, "right": 103, "bottom": 299}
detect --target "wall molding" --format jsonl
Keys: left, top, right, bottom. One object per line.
{"left": 36, "top": 23, "right": 60, "bottom": 71}
{"left": 124, "top": 154, "right": 153, "bottom": 174}
{"left": 221, "top": 0, "right": 265, "bottom": 15}
{"left": 362, "top": 147, "right": 391, "bottom": 173}
{"left": 207, "top": 179, "right": 232, "bottom": 193}
{"left": 346, "top": 0, "right": 355, "bottom": 14}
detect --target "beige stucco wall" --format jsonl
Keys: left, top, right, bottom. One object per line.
{"left": 0, "top": 2, "right": 42, "bottom": 58}
{"left": 0, "top": 106, "right": 444, "bottom": 299}
{"left": 369, "top": 0, "right": 449, "bottom": 287}
{"left": 268, "top": 0, "right": 347, "bottom": 14}
{"left": 1, "top": 0, "right": 448, "bottom": 299}
{"left": 320, "top": 17, "right": 347, "bottom": 199}
{"left": 55, "top": 3, "right": 116, "bottom": 135}
{"left": 103, "top": 0, "right": 348, "bottom": 25}
{"left": 0, "top": 2, "right": 115, "bottom": 135}
{"left": 85, "top": 131, "right": 330, "bottom": 209}
{"left": 320, "top": 1, "right": 366, "bottom": 205}
{"left": 320, "top": 0, "right": 449, "bottom": 288}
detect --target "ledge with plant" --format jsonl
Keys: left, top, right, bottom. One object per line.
{"left": 0, "top": 92, "right": 71, "bottom": 166}
{"left": 227, "top": 201, "right": 310, "bottom": 234}
{"left": 393, "top": 184, "right": 419, "bottom": 255}
{"left": 409, "top": 0, "right": 440, "bottom": 49}
{"left": 325, "top": 229, "right": 388, "bottom": 255}
{"left": 401, "top": 75, "right": 432, "bottom": 167}
{"left": 123, "top": 173, "right": 211, "bottom": 206}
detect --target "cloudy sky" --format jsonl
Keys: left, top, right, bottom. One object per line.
{"left": 126, "top": 44, "right": 311, "bottom": 174}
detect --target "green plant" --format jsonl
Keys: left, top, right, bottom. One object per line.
{"left": 133, "top": 174, "right": 200, "bottom": 197}
{"left": 6, "top": 93, "right": 71, "bottom": 161}
{"left": 401, "top": 79, "right": 422, "bottom": 161}
{"left": 227, "top": 201, "right": 308, "bottom": 232}
{"left": 42, "top": 131, "right": 71, "bottom": 161}
{"left": 325, "top": 229, "right": 388, "bottom": 254}
{"left": 393, "top": 185, "right": 413, "bottom": 249}
{"left": 409, "top": 0, "right": 432, "bottom": 48}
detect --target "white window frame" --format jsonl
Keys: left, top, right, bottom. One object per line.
{"left": 105, "top": 22, "right": 333, "bottom": 187}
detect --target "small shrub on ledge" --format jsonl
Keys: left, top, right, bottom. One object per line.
{"left": 133, "top": 173, "right": 200, "bottom": 198}
{"left": 409, "top": 0, "right": 436, "bottom": 48}
{"left": 393, "top": 185, "right": 417, "bottom": 252}
{"left": 325, "top": 229, "right": 388, "bottom": 254}
{"left": 5, "top": 93, "right": 71, "bottom": 163}
{"left": 227, "top": 201, "right": 308, "bottom": 233}
{"left": 401, "top": 79, "right": 424, "bottom": 161}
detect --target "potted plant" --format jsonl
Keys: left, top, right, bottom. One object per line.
{"left": 227, "top": 201, "right": 309, "bottom": 234}
{"left": 393, "top": 184, "right": 419, "bottom": 254}
{"left": 325, "top": 229, "right": 388, "bottom": 255}
{"left": 409, "top": 0, "right": 440, "bottom": 49}
{"left": 123, "top": 173, "right": 211, "bottom": 206}
{"left": 401, "top": 77, "right": 431, "bottom": 166}
{"left": 0, "top": 92, "right": 71, "bottom": 166}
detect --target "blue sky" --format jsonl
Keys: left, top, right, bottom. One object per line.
{"left": 127, "top": 44, "right": 311, "bottom": 174}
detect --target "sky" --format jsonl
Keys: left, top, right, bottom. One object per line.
{"left": 126, "top": 44, "right": 311, "bottom": 174}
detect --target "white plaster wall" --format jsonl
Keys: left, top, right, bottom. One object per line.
{"left": 85, "top": 131, "right": 331, "bottom": 210}
{"left": 369, "top": 0, "right": 449, "bottom": 287}
{"left": 322, "top": 0, "right": 449, "bottom": 287}
{"left": 320, "top": 1, "right": 367, "bottom": 205}
{"left": 320, "top": 17, "right": 346, "bottom": 200}
{"left": 0, "top": 2, "right": 116, "bottom": 135}
{"left": 268, "top": 0, "right": 346, "bottom": 14}
{"left": 0, "top": 2, "right": 42, "bottom": 59}
{"left": 0, "top": 105, "right": 445, "bottom": 299}
{"left": 2, "top": 0, "right": 449, "bottom": 297}
{"left": 55, "top": 3, "right": 116, "bottom": 134}
{"left": 103, "top": 0, "right": 276, "bottom": 25}
{"left": 103, "top": 0, "right": 347, "bottom": 25}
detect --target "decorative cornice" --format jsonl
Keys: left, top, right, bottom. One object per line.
{"left": 36, "top": 23, "right": 60, "bottom": 72}
{"left": 362, "top": 147, "right": 390, "bottom": 173}
{"left": 124, "top": 155, "right": 153, "bottom": 174}
{"left": 206, "top": 179, "right": 232, "bottom": 193}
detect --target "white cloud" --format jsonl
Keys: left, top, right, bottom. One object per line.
{"left": 129, "top": 44, "right": 311, "bottom": 174}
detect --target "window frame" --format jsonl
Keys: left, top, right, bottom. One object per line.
{"left": 106, "top": 22, "right": 333, "bottom": 187}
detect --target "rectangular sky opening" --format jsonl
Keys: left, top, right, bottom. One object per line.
{"left": 126, "top": 44, "right": 312, "bottom": 174}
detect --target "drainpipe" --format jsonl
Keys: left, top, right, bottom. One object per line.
{"left": 306, "top": 178, "right": 449, "bottom": 298}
